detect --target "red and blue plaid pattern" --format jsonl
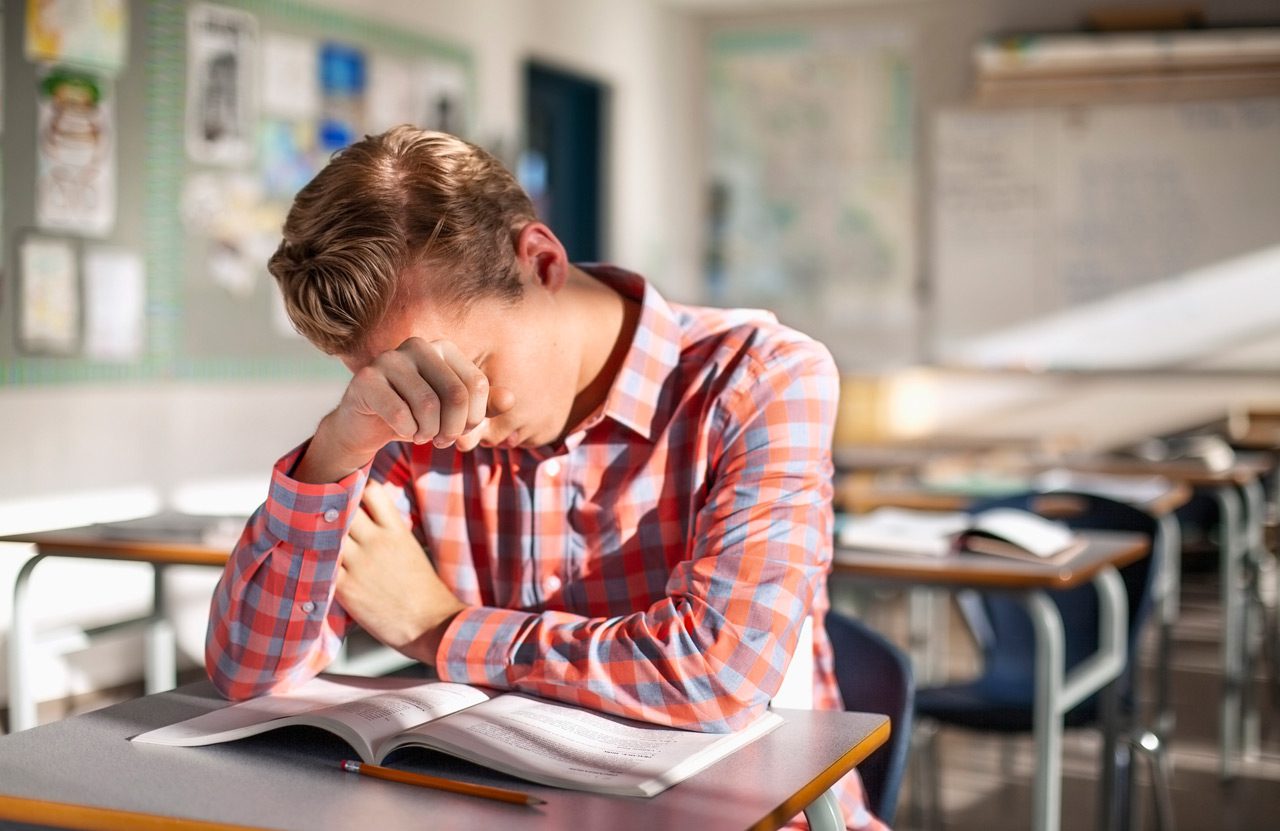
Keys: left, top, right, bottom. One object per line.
{"left": 206, "top": 266, "right": 884, "bottom": 829}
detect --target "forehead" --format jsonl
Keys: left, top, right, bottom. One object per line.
{"left": 339, "top": 292, "right": 503, "bottom": 371}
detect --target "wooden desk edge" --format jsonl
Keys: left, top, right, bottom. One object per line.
{"left": 833, "top": 534, "right": 1150, "bottom": 591}
{"left": 0, "top": 795, "right": 272, "bottom": 831}
{"left": 748, "top": 717, "right": 892, "bottom": 831}
{"left": 0, "top": 536, "right": 230, "bottom": 568}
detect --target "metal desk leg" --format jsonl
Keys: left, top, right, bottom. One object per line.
{"left": 7, "top": 554, "right": 46, "bottom": 733}
{"left": 803, "top": 786, "right": 845, "bottom": 831}
{"left": 145, "top": 563, "right": 176, "bottom": 695}
{"left": 1214, "top": 485, "right": 1245, "bottom": 780}
{"left": 1021, "top": 589, "right": 1065, "bottom": 831}
{"left": 908, "top": 588, "right": 945, "bottom": 685}
{"left": 1019, "top": 567, "right": 1127, "bottom": 831}
{"left": 1154, "top": 514, "right": 1182, "bottom": 742}
{"left": 1241, "top": 477, "right": 1271, "bottom": 761}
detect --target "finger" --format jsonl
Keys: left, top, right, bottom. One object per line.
{"left": 360, "top": 480, "right": 404, "bottom": 527}
{"left": 377, "top": 348, "right": 442, "bottom": 444}
{"left": 350, "top": 366, "right": 418, "bottom": 441}
{"left": 435, "top": 342, "right": 491, "bottom": 436}
{"left": 401, "top": 340, "right": 474, "bottom": 447}
{"left": 454, "top": 423, "right": 485, "bottom": 453}
{"left": 345, "top": 507, "right": 374, "bottom": 544}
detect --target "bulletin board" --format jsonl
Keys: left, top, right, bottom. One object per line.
{"left": 931, "top": 96, "right": 1280, "bottom": 371}
{"left": 1, "top": 0, "right": 474, "bottom": 384}
{"left": 706, "top": 26, "right": 918, "bottom": 372}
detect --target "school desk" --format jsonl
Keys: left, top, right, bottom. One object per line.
{"left": 1, "top": 514, "right": 406, "bottom": 735}
{"left": 835, "top": 472, "right": 1189, "bottom": 748}
{"left": 833, "top": 529, "right": 1150, "bottom": 831}
{"left": 0, "top": 682, "right": 888, "bottom": 831}
{"left": 1, "top": 513, "right": 233, "bottom": 734}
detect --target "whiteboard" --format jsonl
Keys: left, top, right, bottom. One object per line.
{"left": 931, "top": 97, "right": 1280, "bottom": 370}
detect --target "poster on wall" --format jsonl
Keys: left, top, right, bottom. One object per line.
{"left": 366, "top": 54, "right": 417, "bottom": 133}
{"left": 83, "top": 245, "right": 145, "bottom": 361}
{"left": 318, "top": 41, "right": 366, "bottom": 153}
{"left": 36, "top": 67, "right": 116, "bottom": 236}
{"left": 260, "top": 32, "right": 318, "bottom": 121}
{"left": 25, "top": 0, "right": 128, "bottom": 77}
{"left": 18, "top": 235, "right": 80, "bottom": 355}
{"left": 417, "top": 58, "right": 468, "bottom": 137}
{"left": 708, "top": 27, "right": 917, "bottom": 370}
{"left": 186, "top": 3, "right": 258, "bottom": 166}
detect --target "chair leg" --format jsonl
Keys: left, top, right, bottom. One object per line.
{"left": 1133, "top": 728, "right": 1176, "bottom": 831}
{"left": 907, "top": 720, "right": 943, "bottom": 831}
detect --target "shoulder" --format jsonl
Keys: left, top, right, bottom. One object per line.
{"left": 673, "top": 303, "right": 839, "bottom": 396}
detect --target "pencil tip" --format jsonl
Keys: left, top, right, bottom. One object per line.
{"left": 529, "top": 797, "right": 548, "bottom": 806}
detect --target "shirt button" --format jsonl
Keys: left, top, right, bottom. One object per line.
{"left": 543, "top": 459, "right": 561, "bottom": 478}
{"left": 543, "top": 575, "right": 562, "bottom": 595}
{"left": 322, "top": 508, "right": 340, "bottom": 522}
{"left": 300, "top": 601, "right": 316, "bottom": 614}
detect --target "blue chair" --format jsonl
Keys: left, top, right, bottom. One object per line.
{"left": 826, "top": 609, "right": 915, "bottom": 826}
{"left": 914, "top": 491, "right": 1173, "bottom": 831}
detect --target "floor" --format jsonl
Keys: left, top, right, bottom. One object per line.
{"left": 848, "top": 562, "right": 1280, "bottom": 831}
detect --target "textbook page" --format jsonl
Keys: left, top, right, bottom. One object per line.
{"left": 960, "top": 508, "right": 1081, "bottom": 561}
{"left": 133, "top": 676, "right": 491, "bottom": 763}
{"left": 837, "top": 508, "right": 970, "bottom": 557}
{"left": 396, "top": 693, "right": 785, "bottom": 797}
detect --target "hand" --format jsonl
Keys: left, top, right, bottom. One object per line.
{"left": 298, "top": 337, "right": 517, "bottom": 483}
{"left": 335, "top": 481, "right": 466, "bottom": 664}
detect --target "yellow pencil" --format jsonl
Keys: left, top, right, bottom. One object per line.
{"left": 340, "top": 760, "right": 547, "bottom": 806}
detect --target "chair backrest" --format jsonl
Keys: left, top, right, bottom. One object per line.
{"left": 963, "top": 491, "right": 1161, "bottom": 712}
{"left": 825, "top": 610, "right": 915, "bottom": 826}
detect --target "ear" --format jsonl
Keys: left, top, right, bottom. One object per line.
{"left": 514, "top": 222, "right": 569, "bottom": 293}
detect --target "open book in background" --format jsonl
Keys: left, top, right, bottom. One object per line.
{"left": 837, "top": 507, "right": 1083, "bottom": 564}
{"left": 132, "top": 675, "right": 782, "bottom": 798}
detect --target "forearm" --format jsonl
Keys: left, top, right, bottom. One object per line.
{"left": 434, "top": 536, "right": 826, "bottom": 733}
{"left": 204, "top": 444, "right": 366, "bottom": 699}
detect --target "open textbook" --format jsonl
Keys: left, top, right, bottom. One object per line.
{"left": 132, "top": 674, "right": 783, "bottom": 798}
{"left": 838, "top": 507, "right": 1084, "bottom": 564}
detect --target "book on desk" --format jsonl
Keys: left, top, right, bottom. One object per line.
{"left": 132, "top": 674, "right": 782, "bottom": 798}
{"left": 837, "top": 507, "right": 1084, "bottom": 564}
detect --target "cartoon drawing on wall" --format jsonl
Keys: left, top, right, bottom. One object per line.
{"left": 18, "top": 235, "right": 80, "bottom": 355}
{"left": 36, "top": 67, "right": 116, "bottom": 236}
{"left": 25, "top": 0, "right": 128, "bottom": 76}
{"left": 186, "top": 3, "right": 257, "bottom": 165}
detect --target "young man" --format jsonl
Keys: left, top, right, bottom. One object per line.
{"left": 206, "top": 127, "right": 885, "bottom": 830}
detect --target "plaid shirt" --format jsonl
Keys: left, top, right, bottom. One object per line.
{"left": 207, "top": 266, "right": 884, "bottom": 829}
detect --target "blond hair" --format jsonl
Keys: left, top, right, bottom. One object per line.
{"left": 268, "top": 127, "right": 537, "bottom": 354}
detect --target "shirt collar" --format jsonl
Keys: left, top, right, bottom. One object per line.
{"left": 578, "top": 265, "right": 683, "bottom": 442}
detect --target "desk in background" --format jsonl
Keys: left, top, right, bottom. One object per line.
{"left": 1054, "top": 453, "right": 1276, "bottom": 778}
{"left": 1, "top": 514, "right": 234, "bottom": 734}
{"left": 833, "top": 530, "right": 1150, "bottom": 831}
{"left": 837, "top": 445, "right": 1275, "bottom": 780}
{"left": 0, "top": 682, "right": 888, "bottom": 831}
{"left": 1, "top": 514, "right": 407, "bottom": 734}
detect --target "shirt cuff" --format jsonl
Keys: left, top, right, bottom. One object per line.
{"left": 262, "top": 441, "right": 369, "bottom": 551}
{"left": 434, "top": 605, "right": 543, "bottom": 688}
